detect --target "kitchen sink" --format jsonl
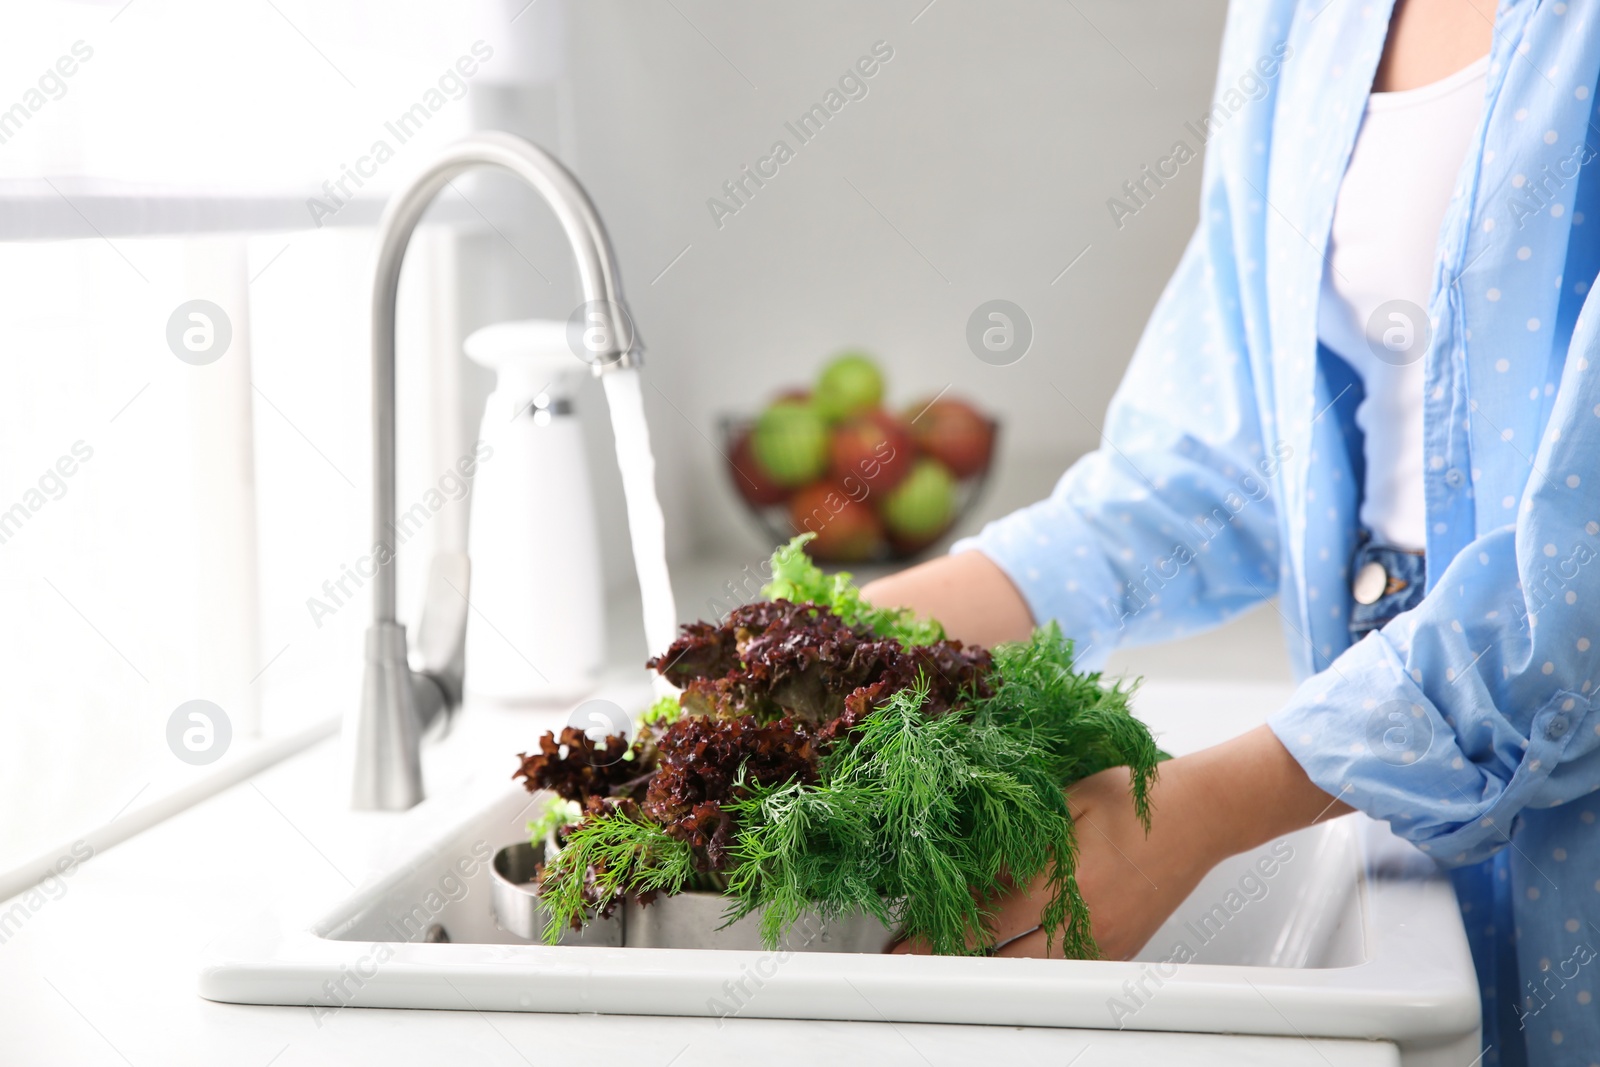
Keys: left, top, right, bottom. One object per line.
{"left": 199, "top": 681, "right": 1479, "bottom": 1066}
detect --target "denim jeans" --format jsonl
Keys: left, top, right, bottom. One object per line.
{"left": 1348, "top": 537, "right": 1427, "bottom": 639}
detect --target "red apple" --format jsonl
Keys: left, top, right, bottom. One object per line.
{"left": 906, "top": 397, "right": 994, "bottom": 478}
{"left": 828, "top": 410, "right": 914, "bottom": 494}
{"left": 788, "top": 482, "right": 885, "bottom": 562}
{"left": 729, "top": 429, "right": 789, "bottom": 507}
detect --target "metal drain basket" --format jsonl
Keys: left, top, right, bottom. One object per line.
{"left": 490, "top": 841, "right": 623, "bottom": 946}
{"left": 491, "top": 842, "right": 893, "bottom": 952}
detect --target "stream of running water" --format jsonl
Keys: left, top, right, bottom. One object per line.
{"left": 600, "top": 366, "right": 680, "bottom": 697}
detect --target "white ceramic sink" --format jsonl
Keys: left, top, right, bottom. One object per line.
{"left": 200, "top": 681, "right": 1479, "bottom": 1066}
{"left": 200, "top": 785, "right": 1480, "bottom": 1064}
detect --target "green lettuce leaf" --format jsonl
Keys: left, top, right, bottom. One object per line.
{"left": 761, "top": 534, "right": 945, "bottom": 647}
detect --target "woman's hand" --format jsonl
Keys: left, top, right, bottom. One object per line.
{"left": 894, "top": 725, "right": 1355, "bottom": 959}
{"left": 997, "top": 725, "right": 1355, "bottom": 959}
{"left": 991, "top": 765, "right": 1220, "bottom": 959}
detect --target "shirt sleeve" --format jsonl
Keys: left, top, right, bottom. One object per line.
{"left": 953, "top": 184, "right": 1285, "bottom": 667}
{"left": 1270, "top": 316, "right": 1600, "bottom": 866}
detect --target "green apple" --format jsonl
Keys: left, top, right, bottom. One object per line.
{"left": 879, "top": 458, "right": 955, "bottom": 539}
{"left": 750, "top": 401, "right": 829, "bottom": 487}
{"left": 814, "top": 351, "right": 884, "bottom": 423}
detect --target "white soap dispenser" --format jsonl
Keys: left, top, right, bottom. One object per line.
{"left": 463, "top": 319, "right": 604, "bottom": 704}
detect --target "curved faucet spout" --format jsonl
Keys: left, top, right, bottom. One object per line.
{"left": 352, "top": 132, "right": 638, "bottom": 811}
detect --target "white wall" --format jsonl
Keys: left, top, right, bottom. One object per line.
{"left": 461, "top": 0, "right": 1232, "bottom": 585}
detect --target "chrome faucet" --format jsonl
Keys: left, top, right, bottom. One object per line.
{"left": 352, "top": 131, "right": 640, "bottom": 811}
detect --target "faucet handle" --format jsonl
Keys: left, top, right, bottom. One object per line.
{"left": 414, "top": 550, "right": 470, "bottom": 714}
{"left": 350, "top": 552, "right": 468, "bottom": 811}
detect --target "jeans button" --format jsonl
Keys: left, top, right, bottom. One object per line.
{"left": 1445, "top": 468, "right": 1465, "bottom": 488}
{"left": 1353, "top": 560, "right": 1388, "bottom": 605}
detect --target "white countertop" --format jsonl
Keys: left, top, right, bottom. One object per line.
{"left": 2, "top": 570, "right": 1403, "bottom": 1066}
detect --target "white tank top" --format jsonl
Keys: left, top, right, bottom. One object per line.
{"left": 1317, "top": 55, "right": 1489, "bottom": 551}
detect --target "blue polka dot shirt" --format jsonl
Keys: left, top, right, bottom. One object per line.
{"left": 955, "top": 3, "right": 1600, "bottom": 1062}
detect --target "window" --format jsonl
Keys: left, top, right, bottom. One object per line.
{"left": 0, "top": 0, "right": 566, "bottom": 876}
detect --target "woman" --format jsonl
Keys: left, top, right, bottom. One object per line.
{"left": 866, "top": 1, "right": 1599, "bottom": 1063}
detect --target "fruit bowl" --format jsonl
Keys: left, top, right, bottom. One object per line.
{"left": 720, "top": 412, "right": 999, "bottom": 563}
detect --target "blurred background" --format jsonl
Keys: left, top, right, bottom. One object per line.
{"left": 0, "top": 0, "right": 1290, "bottom": 876}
